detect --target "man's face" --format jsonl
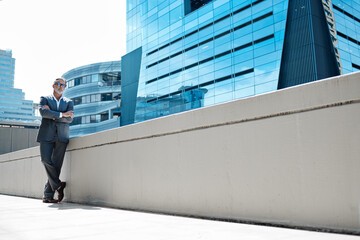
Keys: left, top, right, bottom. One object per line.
{"left": 53, "top": 79, "right": 66, "bottom": 95}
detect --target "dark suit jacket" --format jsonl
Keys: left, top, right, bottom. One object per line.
{"left": 37, "top": 95, "right": 74, "bottom": 143}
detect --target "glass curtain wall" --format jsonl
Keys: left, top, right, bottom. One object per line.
{"left": 332, "top": 0, "right": 360, "bottom": 73}
{"left": 0, "top": 49, "right": 35, "bottom": 123}
{"left": 0, "top": 49, "right": 15, "bottom": 88}
{"left": 127, "top": 0, "right": 289, "bottom": 123}
{"left": 62, "top": 61, "right": 122, "bottom": 138}
{"left": 126, "top": 0, "right": 360, "bottom": 124}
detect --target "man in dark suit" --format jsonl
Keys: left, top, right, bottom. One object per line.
{"left": 37, "top": 77, "right": 74, "bottom": 203}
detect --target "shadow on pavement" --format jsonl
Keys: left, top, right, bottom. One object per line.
{"left": 47, "top": 201, "right": 101, "bottom": 210}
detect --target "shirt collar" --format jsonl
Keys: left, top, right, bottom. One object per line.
{"left": 52, "top": 94, "right": 63, "bottom": 102}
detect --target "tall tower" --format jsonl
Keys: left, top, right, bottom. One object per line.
{"left": 278, "top": 0, "right": 340, "bottom": 89}
{"left": 0, "top": 49, "right": 36, "bottom": 123}
{"left": 0, "top": 49, "right": 15, "bottom": 88}
{"left": 122, "top": 0, "right": 360, "bottom": 125}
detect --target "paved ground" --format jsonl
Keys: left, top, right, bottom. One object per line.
{"left": 0, "top": 194, "right": 358, "bottom": 240}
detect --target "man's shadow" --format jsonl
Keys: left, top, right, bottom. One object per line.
{"left": 47, "top": 201, "right": 101, "bottom": 210}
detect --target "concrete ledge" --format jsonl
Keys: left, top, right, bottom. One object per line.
{"left": 1, "top": 72, "right": 360, "bottom": 234}
{"left": 64, "top": 72, "right": 360, "bottom": 154}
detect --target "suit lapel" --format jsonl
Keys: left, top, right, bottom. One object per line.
{"left": 49, "top": 96, "right": 58, "bottom": 111}
{"left": 48, "top": 95, "right": 67, "bottom": 111}
{"left": 58, "top": 98, "right": 67, "bottom": 112}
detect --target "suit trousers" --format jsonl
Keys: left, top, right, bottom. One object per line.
{"left": 40, "top": 140, "right": 68, "bottom": 199}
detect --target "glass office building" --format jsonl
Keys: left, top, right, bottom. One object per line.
{"left": 121, "top": 0, "right": 360, "bottom": 125}
{"left": 331, "top": 0, "right": 360, "bottom": 73}
{"left": 62, "top": 61, "right": 121, "bottom": 138}
{"left": 0, "top": 49, "right": 36, "bottom": 123}
{"left": 0, "top": 49, "right": 15, "bottom": 88}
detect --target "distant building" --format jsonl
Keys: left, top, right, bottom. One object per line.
{"left": 62, "top": 61, "right": 121, "bottom": 138}
{"left": 121, "top": 0, "right": 360, "bottom": 125}
{"left": 33, "top": 102, "right": 41, "bottom": 124}
{"left": 0, "top": 49, "right": 37, "bottom": 123}
{"left": 0, "top": 49, "right": 15, "bottom": 88}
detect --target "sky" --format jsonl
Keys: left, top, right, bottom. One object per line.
{"left": 0, "top": 0, "right": 127, "bottom": 102}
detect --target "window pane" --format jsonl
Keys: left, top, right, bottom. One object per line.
{"left": 91, "top": 74, "right": 99, "bottom": 82}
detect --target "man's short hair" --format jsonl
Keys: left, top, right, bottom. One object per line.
{"left": 54, "top": 77, "right": 66, "bottom": 84}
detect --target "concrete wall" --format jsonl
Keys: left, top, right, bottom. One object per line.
{"left": 1, "top": 72, "right": 359, "bottom": 234}
{"left": 0, "top": 124, "right": 39, "bottom": 154}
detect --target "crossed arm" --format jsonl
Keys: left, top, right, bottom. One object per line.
{"left": 39, "top": 97, "right": 74, "bottom": 123}
{"left": 41, "top": 105, "right": 73, "bottom": 118}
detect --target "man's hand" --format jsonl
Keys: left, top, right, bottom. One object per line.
{"left": 41, "top": 105, "right": 50, "bottom": 110}
{"left": 62, "top": 111, "right": 74, "bottom": 118}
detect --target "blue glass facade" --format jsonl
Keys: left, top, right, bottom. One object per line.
{"left": 123, "top": 0, "right": 360, "bottom": 125}
{"left": 62, "top": 61, "right": 121, "bottom": 138}
{"left": 0, "top": 49, "right": 36, "bottom": 123}
{"left": 127, "top": 0, "right": 288, "bottom": 123}
{"left": 332, "top": 0, "right": 360, "bottom": 73}
{"left": 0, "top": 49, "right": 15, "bottom": 88}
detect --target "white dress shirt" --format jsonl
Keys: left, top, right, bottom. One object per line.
{"left": 52, "top": 94, "right": 63, "bottom": 118}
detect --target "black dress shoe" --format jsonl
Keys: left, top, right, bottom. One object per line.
{"left": 42, "top": 197, "right": 58, "bottom": 203}
{"left": 57, "top": 182, "right": 66, "bottom": 202}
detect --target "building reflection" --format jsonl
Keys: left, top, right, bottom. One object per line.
{"left": 135, "top": 86, "right": 208, "bottom": 122}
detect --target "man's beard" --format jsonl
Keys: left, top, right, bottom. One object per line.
{"left": 54, "top": 88, "right": 64, "bottom": 95}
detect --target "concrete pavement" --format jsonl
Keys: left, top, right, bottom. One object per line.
{"left": 0, "top": 194, "right": 358, "bottom": 240}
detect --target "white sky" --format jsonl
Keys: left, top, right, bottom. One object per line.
{"left": 0, "top": 0, "right": 127, "bottom": 102}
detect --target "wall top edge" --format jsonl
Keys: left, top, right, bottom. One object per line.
{"left": 67, "top": 72, "right": 360, "bottom": 151}
{"left": 1, "top": 72, "right": 359, "bottom": 157}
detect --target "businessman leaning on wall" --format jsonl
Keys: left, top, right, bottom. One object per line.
{"left": 37, "top": 77, "right": 74, "bottom": 203}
